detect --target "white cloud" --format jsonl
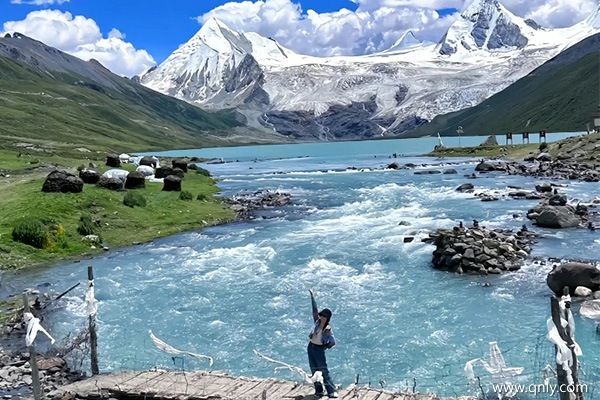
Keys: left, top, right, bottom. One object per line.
{"left": 197, "top": 0, "right": 596, "bottom": 57}
{"left": 2, "top": 10, "right": 155, "bottom": 77}
{"left": 199, "top": 0, "right": 458, "bottom": 56}
{"left": 11, "top": 0, "right": 70, "bottom": 4}
{"left": 501, "top": 0, "right": 597, "bottom": 28}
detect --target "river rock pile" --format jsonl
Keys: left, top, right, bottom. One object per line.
{"left": 426, "top": 224, "right": 539, "bottom": 274}
{"left": 225, "top": 190, "right": 292, "bottom": 220}
{"left": 0, "top": 345, "right": 83, "bottom": 394}
{"left": 474, "top": 160, "right": 600, "bottom": 182}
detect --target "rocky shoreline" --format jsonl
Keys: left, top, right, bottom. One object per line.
{"left": 0, "top": 345, "right": 83, "bottom": 396}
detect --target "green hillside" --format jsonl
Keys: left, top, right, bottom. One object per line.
{"left": 0, "top": 34, "right": 252, "bottom": 152}
{"left": 409, "top": 33, "right": 600, "bottom": 137}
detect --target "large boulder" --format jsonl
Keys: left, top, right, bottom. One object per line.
{"left": 155, "top": 167, "right": 174, "bottom": 179}
{"left": 96, "top": 176, "right": 123, "bottom": 191}
{"left": 547, "top": 262, "right": 600, "bottom": 295}
{"left": 106, "top": 154, "right": 121, "bottom": 168}
{"left": 125, "top": 171, "right": 146, "bottom": 189}
{"left": 79, "top": 169, "right": 101, "bottom": 184}
{"left": 42, "top": 171, "right": 84, "bottom": 193}
{"left": 140, "top": 156, "right": 159, "bottom": 168}
{"left": 475, "top": 161, "right": 496, "bottom": 172}
{"left": 533, "top": 206, "right": 580, "bottom": 228}
{"left": 162, "top": 175, "right": 181, "bottom": 192}
{"left": 172, "top": 159, "right": 188, "bottom": 172}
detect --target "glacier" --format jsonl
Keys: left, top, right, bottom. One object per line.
{"left": 141, "top": 0, "right": 600, "bottom": 140}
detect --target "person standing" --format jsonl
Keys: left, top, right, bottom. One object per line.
{"left": 307, "top": 289, "right": 338, "bottom": 398}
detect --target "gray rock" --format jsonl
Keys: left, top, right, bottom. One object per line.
{"left": 535, "top": 183, "right": 552, "bottom": 193}
{"left": 548, "top": 194, "right": 567, "bottom": 206}
{"left": 455, "top": 183, "right": 474, "bottom": 192}
{"left": 534, "top": 206, "right": 580, "bottom": 228}
{"left": 536, "top": 152, "right": 552, "bottom": 162}
{"left": 574, "top": 286, "right": 593, "bottom": 297}
{"left": 464, "top": 248, "right": 475, "bottom": 259}
{"left": 475, "top": 161, "right": 495, "bottom": 172}
{"left": 443, "top": 169, "right": 458, "bottom": 174}
{"left": 547, "top": 262, "right": 600, "bottom": 295}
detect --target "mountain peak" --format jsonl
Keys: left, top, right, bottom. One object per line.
{"left": 462, "top": 0, "right": 501, "bottom": 21}
{"left": 586, "top": 4, "right": 600, "bottom": 28}
{"left": 383, "top": 30, "right": 423, "bottom": 53}
{"left": 438, "top": 0, "right": 529, "bottom": 55}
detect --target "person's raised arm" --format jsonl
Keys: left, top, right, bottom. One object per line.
{"left": 309, "top": 289, "right": 319, "bottom": 322}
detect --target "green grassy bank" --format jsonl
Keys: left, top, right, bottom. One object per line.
{"left": 0, "top": 145, "right": 234, "bottom": 271}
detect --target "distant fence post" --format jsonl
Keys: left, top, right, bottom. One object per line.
{"left": 506, "top": 133, "right": 513, "bottom": 145}
{"left": 523, "top": 132, "right": 529, "bottom": 144}
{"left": 550, "top": 287, "right": 584, "bottom": 400}
{"left": 88, "top": 266, "right": 99, "bottom": 375}
{"left": 539, "top": 130, "right": 547, "bottom": 143}
{"left": 22, "top": 293, "right": 42, "bottom": 400}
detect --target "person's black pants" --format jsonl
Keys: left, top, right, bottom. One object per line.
{"left": 307, "top": 342, "right": 335, "bottom": 395}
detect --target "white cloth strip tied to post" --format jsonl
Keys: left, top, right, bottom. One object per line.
{"left": 559, "top": 294, "right": 583, "bottom": 357}
{"left": 464, "top": 342, "right": 524, "bottom": 399}
{"left": 85, "top": 279, "right": 98, "bottom": 317}
{"left": 24, "top": 312, "right": 55, "bottom": 347}
{"left": 254, "top": 349, "right": 323, "bottom": 386}
{"left": 546, "top": 294, "right": 583, "bottom": 400}
{"left": 148, "top": 330, "right": 213, "bottom": 367}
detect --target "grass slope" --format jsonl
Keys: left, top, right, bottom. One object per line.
{"left": 410, "top": 34, "right": 600, "bottom": 137}
{"left": 0, "top": 150, "right": 234, "bottom": 270}
{"left": 0, "top": 35, "right": 247, "bottom": 152}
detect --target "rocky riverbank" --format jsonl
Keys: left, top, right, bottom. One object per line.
{"left": 0, "top": 344, "right": 83, "bottom": 395}
{"left": 475, "top": 158, "right": 600, "bottom": 182}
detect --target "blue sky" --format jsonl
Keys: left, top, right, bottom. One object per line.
{"left": 2, "top": 0, "right": 596, "bottom": 76}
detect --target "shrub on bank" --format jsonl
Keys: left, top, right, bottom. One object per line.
{"left": 197, "top": 193, "right": 208, "bottom": 201}
{"left": 77, "top": 213, "right": 99, "bottom": 235}
{"left": 539, "top": 142, "right": 548, "bottom": 151}
{"left": 179, "top": 190, "right": 193, "bottom": 201}
{"left": 12, "top": 219, "right": 49, "bottom": 249}
{"left": 123, "top": 191, "right": 147, "bottom": 208}
{"left": 196, "top": 167, "right": 211, "bottom": 177}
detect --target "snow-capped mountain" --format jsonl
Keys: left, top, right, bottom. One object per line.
{"left": 381, "top": 31, "right": 427, "bottom": 54}
{"left": 141, "top": 0, "right": 600, "bottom": 140}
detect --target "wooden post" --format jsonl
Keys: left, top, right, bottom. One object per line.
{"left": 551, "top": 287, "right": 584, "bottom": 400}
{"left": 88, "top": 266, "right": 99, "bottom": 375}
{"left": 22, "top": 293, "right": 42, "bottom": 400}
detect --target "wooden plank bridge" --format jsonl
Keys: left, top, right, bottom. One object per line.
{"left": 51, "top": 371, "right": 475, "bottom": 400}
